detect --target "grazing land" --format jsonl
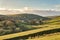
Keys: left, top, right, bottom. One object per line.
{"left": 0, "top": 14, "right": 60, "bottom": 40}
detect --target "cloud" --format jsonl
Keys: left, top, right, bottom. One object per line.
{"left": 55, "top": 5, "right": 60, "bottom": 8}
{"left": 54, "top": 5, "right": 60, "bottom": 11}
{"left": 0, "top": 7, "right": 60, "bottom": 16}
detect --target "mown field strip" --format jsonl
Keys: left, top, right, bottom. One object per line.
{"left": 0, "top": 25, "right": 60, "bottom": 40}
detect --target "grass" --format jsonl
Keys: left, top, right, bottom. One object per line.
{"left": 0, "top": 24, "right": 60, "bottom": 40}
{"left": 0, "top": 16, "right": 60, "bottom": 40}
{"left": 27, "top": 32, "right": 60, "bottom": 40}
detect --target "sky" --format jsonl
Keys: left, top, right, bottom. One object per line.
{"left": 0, "top": 0, "right": 60, "bottom": 16}
{"left": 0, "top": 0, "right": 60, "bottom": 10}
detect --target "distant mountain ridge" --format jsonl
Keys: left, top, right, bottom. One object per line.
{"left": 0, "top": 13, "right": 50, "bottom": 21}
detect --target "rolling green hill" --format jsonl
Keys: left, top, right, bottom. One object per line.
{"left": 1, "top": 13, "right": 49, "bottom": 21}
{"left": 44, "top": 16, "right": 60, "bottom": 25}
{"left": 0, "top": 13, "right": 50, "bottom": 25}
{"left": 0, "top": 14, "right": 50, "bottom": 36}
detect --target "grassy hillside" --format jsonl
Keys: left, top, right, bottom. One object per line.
{"left": 44, "top": 16, "right": 60, "bottom": 25}
{"left": 26, "top": 16, "right": 60, "bottom": 40}
{"left": 0, "top": 14, "right": 60, "bottom": 40}
{"left": 0, "top": 14, "right": 50, "bottom": 36}
{"left": 27, "top": 32, "right": 60, "bottom": 40}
